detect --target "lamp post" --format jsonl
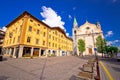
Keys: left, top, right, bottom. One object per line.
{"left": 91, "top": 30, "right": 100, "bottom": 80}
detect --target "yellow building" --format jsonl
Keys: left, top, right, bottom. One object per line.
{"left": 3, "top": 11, "right": 73, "bottom": 58}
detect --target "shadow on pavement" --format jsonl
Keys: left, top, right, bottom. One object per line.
{"left": 112, "top": 66, "right": 120, "bottom": 72}
{"left": 0, "top": 57, "right": 8, "bottom": 62}
{"left": 2, "top": 58, "right": 8, "bottom": 61}
{"left": 74, "top": 55, "right": 96, "bottom": 60}
{"left": 0, "top": 76, "right": 9, "bottom": 80}
{"left": 69, "top": 75, "right": 77, "bottom": 80}
{"left": 99, "top": 57, "right": 120, "bottom": 65}
{"left": 78, "top": 67, "right": 83, "bottom": 71}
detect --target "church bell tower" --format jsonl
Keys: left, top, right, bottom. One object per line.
{"left": 72, "top": 17, "right": 78, "bottom": 55}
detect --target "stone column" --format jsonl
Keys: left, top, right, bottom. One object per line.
{"left": 39, "top": 48, "right": 41, "bottom": 57}
{"left": 13, "top": 47, "right": 16, "bottom": 58}
{"left": 45, "top": 49, "right": 48, "bottom": 57}
{"left": 18, "top": 45, "right": 24, "bottom": 58}
{"left": 66, "top": 51, "right": 67, "bottom": 56}
{"left": 60, "top": 50, "right": 62, "bottom": 56}
{"left": 9, "top": 48, "right": 12, "bottom": 56}
{"left": 56, "top": 50, "right": 59, "bottom": 56}
{"left": 51, "top": 50, "right": 53, "bottom": 54}
{"left": 5, "top": 48, "right": 8, "bottom": 54}
{"left": 31, "top": 47, "right": 34, "bottom": 57}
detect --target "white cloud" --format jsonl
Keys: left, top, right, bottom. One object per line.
{"left": 66, "top": 33, "right": 69, "bottom": 36}
{"left": 107, "top": 40, "right": 120, "bottom": 46}
{"left": 107, "top": 41, "right": 113, "bottom": 46}
{"left": 68, "top": 15, "right": 72, "bottom": 20}
{"left": 114, "top": 40, "right": 120, "bottom": 43}
{"left": 40, "top": 6, "right": 65, "bottom": 31}
{"left": 113, "top": 0, "right": 117, "bottom": 3}
{"left": 105, "top": 31, "right": 113, "bottom": 37}
{"left": 73, "top": 7, "right": 76, "bottom": 10}
{"left": 0, "top": 26, "right": 7, "bottom": 32}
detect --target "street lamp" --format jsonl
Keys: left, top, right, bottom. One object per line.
{"left": 91, "top": 30, "right": 101, "bottom": 80}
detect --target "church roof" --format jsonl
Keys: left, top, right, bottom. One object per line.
{"left": 74, "top": 17, "right": 78, "bottom": 24}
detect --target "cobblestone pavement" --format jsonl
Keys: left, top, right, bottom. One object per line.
{"left": 0, "top": 56, "right": 87, "bottom": 80}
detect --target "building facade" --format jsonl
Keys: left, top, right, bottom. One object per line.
{"left": 72, "top": 18, "right": 104, "bottom": 56}
{"left": 3, "top": 11, "right": 73, "bottom": 58}
{"left": 0, "top": 30, "right": 5, "bottom": 54}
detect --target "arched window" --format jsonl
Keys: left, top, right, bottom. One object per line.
{"left": 86, "top": 27, "right": 90, "bottom": 30}
{"left": 74, "top": 30, "right": 76, "bottom": 34}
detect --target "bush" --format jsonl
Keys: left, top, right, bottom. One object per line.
{"left": 51, "top": 54, "right": 56, "bottom": 57}
{"left": 47, "top": 53, "right": 56, "bottom": 57}
{"left": 23, "top": 54, "right": 30, "bottom": 57}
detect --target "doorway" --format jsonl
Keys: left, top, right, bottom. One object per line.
{"left": 88, "top": 48, "right": 92, "bottom": 54}
{"left": 33, "top": 48, "right": 39, "bottom": 57}
{"left": 41, "top": 50, "right": 45, "bottom": 56}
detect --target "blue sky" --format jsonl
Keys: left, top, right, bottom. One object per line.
{"left": 0, "top": 0, "right": 120, "bottom": 47}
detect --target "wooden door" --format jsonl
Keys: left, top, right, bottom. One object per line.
{"left": 88, "top": 48, "right": 92, "bottom": 54}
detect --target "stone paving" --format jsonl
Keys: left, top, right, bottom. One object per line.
{"left": 0, "top": 56, "right": 87, "bottom": 80}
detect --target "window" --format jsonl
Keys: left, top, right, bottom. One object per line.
{"left": 17, "top": 36, "right": 20, "bottom": 43}
{"left": 28, "top": 26, "right": 32, "bottom": 32}
{"left": 49, "top": 42, "right": 50, "bottom": 47}
{"left": 10, "top": 39, "right": 11, "bottom": 44}
{"left": 9, "top": 32, "right": 13, "bottom": 38}
{"left": 20, "top": 25, "right": 22, "bottom": 31}
{"left": 53, "top": 36, "right": 54, "bottom": 40}
{"left": 37, "top": 30, "right": 40, "bottom": 34}
{"left": 43, "top": 32, "right": 46, "bottom": 37}
{"left": 27, "top": 37, "right": 31, "bottom": 43}
{"left": 55, "top": 38, "right": 57, "bottom": 41}
{"left": 16, "top": 28, "right": 17, "bottom": 32}
{"left": 13, "top": 37, "right": 15, "bottom": 43}
{"left": 7, "top": 40, "right": 8, "bottom": 45}
{"left": 43, "top": 41, "right": 45, "bottom": 45}
{"left": 38, "top": 24, "right": 40, "bottom": 26}
{"left": 36, "top": 39, "right": 39, "bottom": 44}
{"left": 53, "top": 43, "right": 54, "bottom": 47}
{"left": 74, "top": 30, "right": 76, "bottom": 34}
{"left": 30, "top": 19, "right": 33, "bottom": 22}
{"left": 55, "top": 31, "right": 57, "bottom": 35}
{"left": 86, "top": 27, "right": 90, "bottom": 30}
{"left": 55, "top": 44, "right": 57, "bottom": 47}
{"left": 61, "top": 35, "right": 63, "bottom": 38}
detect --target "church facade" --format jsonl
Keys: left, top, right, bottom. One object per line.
{"left": 72, "top": 18, "right": 104, "bottom": 56}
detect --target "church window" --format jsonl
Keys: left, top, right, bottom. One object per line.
{"left": 30, "top": 19, "right": 33, "bottom": 22}
{"left": 86, "top": 27, "right": 90, "bottom": 30}
{"left": 74, "top": 30, "right": 76, "bottom": 34}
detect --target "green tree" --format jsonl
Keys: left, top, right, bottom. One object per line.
{"left": 78, "top": 39, "right": 85, "bottom": 56}
{"left": 106, "top": 46, "right": 118, "bottom": 57}
{"left": 96, "top": 35, "right": 106, "bottom": 56}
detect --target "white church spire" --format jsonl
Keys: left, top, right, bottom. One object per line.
{"left": 73, "top": 17, "right": 78, "bottom": 28}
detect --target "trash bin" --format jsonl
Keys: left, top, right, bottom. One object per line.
{"left": 0, "top": 55, "right": 3, "bottom": 61}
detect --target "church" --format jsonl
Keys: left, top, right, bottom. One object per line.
{"left": 72, "top": 18, "right": 104, "bottom": 56}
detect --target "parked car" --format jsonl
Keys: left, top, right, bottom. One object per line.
{"left": 117, "top": 53, "right": 120, "bottom": 62}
